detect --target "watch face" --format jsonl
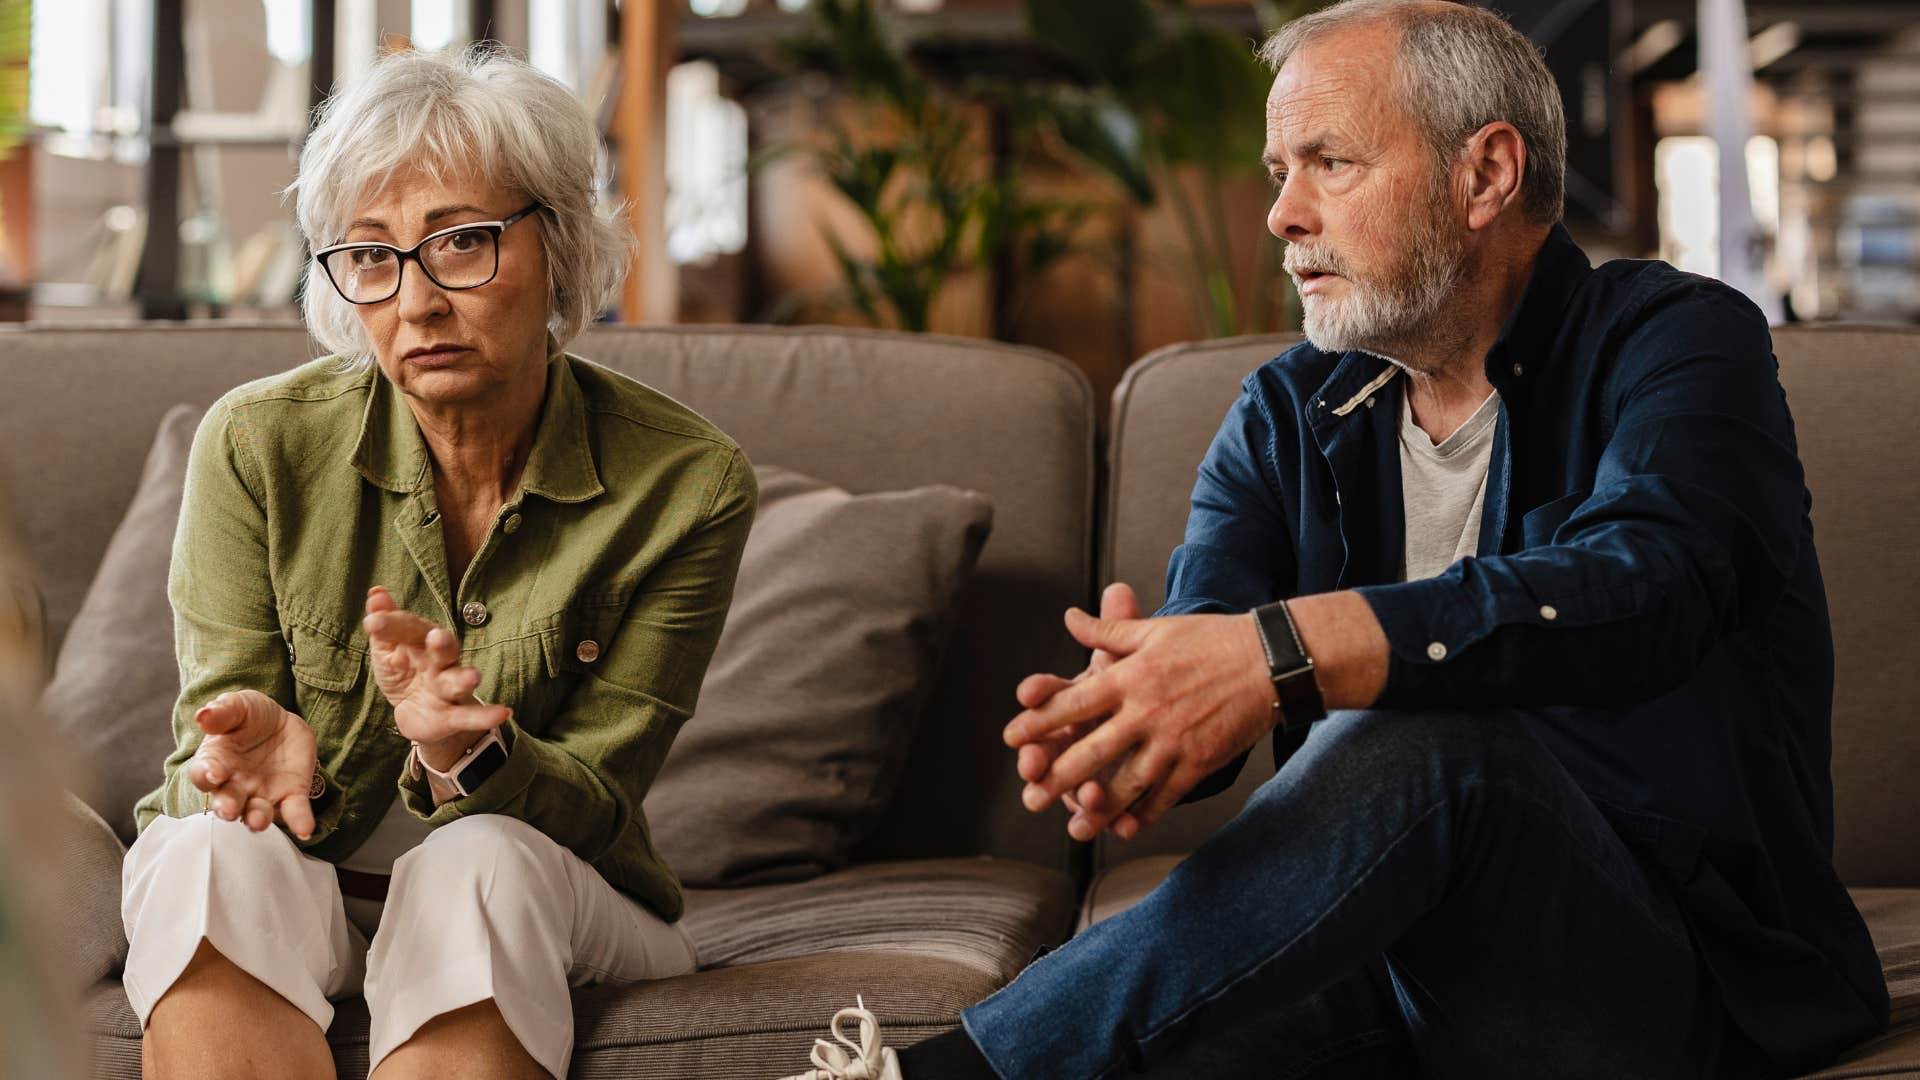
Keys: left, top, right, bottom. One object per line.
{"left": 456, "top": 739, "right": 510, "bottom": 794}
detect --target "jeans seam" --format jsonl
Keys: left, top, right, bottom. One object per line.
{"left": 1489, "top": 785, "right": 1688, "bottom": 945}
{"left": 1090, "top": 768, "right": 1687, "bottom": 1078}
{"left": 1120, "top": 797, "right": 1453, "bottom": 1070}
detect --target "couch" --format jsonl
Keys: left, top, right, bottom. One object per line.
{"left": 4, "top": 322, "right": 1916, "bottom": 1077}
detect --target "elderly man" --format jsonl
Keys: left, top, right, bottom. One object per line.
{"left": 779, "top": 2, "right": 1889, "bottom": 1078}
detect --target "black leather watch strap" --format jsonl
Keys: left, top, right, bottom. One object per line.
{"left": 1252, "top": 600, "right": 1327, "bottom": 730}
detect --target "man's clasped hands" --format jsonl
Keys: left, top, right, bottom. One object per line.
{"left": 1006, "top": 582, "right": 1282, "bottom": 843}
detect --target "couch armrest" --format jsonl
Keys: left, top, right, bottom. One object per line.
{"left": 57, "top": 791, "right": 128, "bottom": 986}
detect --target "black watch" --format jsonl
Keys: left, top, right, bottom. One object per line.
{"left": 1251, "top": 600, "right": 1327, "bottom": 730}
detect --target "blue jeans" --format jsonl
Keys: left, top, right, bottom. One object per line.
{"left": 963, "top": 710, "right": 1737, "bottom": 1080}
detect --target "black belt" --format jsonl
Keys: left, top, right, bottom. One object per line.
{"left": 336, "top": 866, "right": 390, "bottom": 902}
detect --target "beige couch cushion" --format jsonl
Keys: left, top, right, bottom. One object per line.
{"left": 1800, "top": 888, "right": 1920, "bottom": 1078}
{"left": 1770, "top": 327, "right": 1920, "bottom": 887}
{"left": 648, "top": 466, "right": 994, "bottom": 886}
{"left": 55, "top": 793, "right": 129, "bottom": 993}
{"left": 1078, "top": 852, "right": 1185, "bottom": 932}
{"left": 1099, "top": 334, "right": 1301, "bottom": 868}
{"left": 83, "top": 857, "right": 1076, "bottom": 1079}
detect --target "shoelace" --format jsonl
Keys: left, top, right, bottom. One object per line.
{"left": 803, "top": 995, "right": 890, "bottom": 1079}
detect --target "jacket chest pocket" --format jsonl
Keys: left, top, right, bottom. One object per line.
{"left": 478, "top": 602, "right": 625, "bottom": 735}
{"left": 286, "top": 622, "right": 367, "bottom": 731}
{"left": 540, "top": 601, "right": 625, "bottom": 680}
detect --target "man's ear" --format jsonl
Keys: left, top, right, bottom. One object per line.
{"left": 1462, "top": 121, "right": 1527, "bottom": 231}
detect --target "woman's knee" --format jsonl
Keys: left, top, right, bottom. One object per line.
{"left": 389, "top": 814, "right": 569, "bottom": 907}
{"left": 131, "top": 810, "right": 304, "bottom": 866}
{"left": 124, "top": 812, "right": 312, "bottom": 917}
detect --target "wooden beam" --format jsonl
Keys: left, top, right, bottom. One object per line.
{"left": 141, "top": 0, "right": 187, "bottom": 320}
{"left": 617, "top": 0, "right": 675, "bottom": 324}
{"left": 0, "top": 147, "right": 30, "bottom": 319}
{"left": 470, "top": 0, "right": 497, "bottom": 46}
{"left": 309, "top": 0, "right": 336, "bottom": 114}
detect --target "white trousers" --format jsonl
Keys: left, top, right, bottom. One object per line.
{"left": 121, "top": 812, "right": 697, "bottom": 1077}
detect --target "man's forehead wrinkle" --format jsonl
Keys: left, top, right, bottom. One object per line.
{"left": 1269, "top": 81, "right": 1356, "bottom": 118}
{"left": 1267, "top": 51, "right": 1388, "bottom": 134}
{"left": 1266, "top": 85, "right": 1377, "bottom": 162}
{"left": 1268, "top": 24, "right": 1401, "bottom": 108}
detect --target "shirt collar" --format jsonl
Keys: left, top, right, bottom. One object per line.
{"left": 352, "top": 344, "right": 604, "bottom": 504}
{"left": 1310, "top": 222, "right": 1592, "bottom": 424}
{"left": 519, "top": 353, "right": 605, "bottom": 504}
{"left": 1483, "top": 222, "right": 1591, "bottom": 385}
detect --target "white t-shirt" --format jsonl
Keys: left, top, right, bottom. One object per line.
{"left": 1399, "top": 388, "right": 1501, "bottom": 582}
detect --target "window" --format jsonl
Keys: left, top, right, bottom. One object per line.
{"left": 665, "top": 61, "right": 747, "bottom": 265}
{"left": 1654, "top": 134, "right": 1779, "bottom": 279}
{"left": 28, "top": 0, "right": 109, "bottom": 138}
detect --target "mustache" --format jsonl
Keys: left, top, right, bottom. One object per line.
{"left": 1283, "top": 242, "right": 1353, "bottom": 281}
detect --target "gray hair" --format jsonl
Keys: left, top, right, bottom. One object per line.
{"left": 1260, "top": 0, "right": 1566, "bottom": 224}
{"left": 288, "top": 46, "right": 628, "bottom": 362}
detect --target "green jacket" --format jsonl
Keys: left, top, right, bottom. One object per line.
{"left": 133, "top": 353, "right": 756, "bottom": 921}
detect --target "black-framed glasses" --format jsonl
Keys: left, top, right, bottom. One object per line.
{"left": 313, "top": 203, "right": 543, "bottom": 305}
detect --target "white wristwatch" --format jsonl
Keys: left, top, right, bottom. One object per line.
{"left": 409, "top": 728, "right": 509, "bottom": 798}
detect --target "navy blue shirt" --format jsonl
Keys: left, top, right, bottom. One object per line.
{"left": 1165, "top": 225, "right": 1888, "bottom": 1072}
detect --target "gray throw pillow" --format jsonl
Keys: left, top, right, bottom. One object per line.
{"left": 646, "top": 465, "right": 993, "bottom": 887}
{"left": 56, "top": 792, "right": 130, "bottom": 985}
{"left": 42, "top": 406, "right": 200, "bottom": 844}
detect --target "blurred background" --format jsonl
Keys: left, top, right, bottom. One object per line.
{"left": 1, "top": 0, "right": 1917, "bottom": 402}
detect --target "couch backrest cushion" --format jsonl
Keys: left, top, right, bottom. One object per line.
{"left": 1, "top": 324, "right": 1095, "bottom": 871}
{"left": 1099, "top": 334, "right": 1299, "bottom": 869}
{"left": 1772, "top": 325, "right": 1920, "bottom": 886}
{"left": 1099, "top": 326, "right": 1920, "bottom": 887}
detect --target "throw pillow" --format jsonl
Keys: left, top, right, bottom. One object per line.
{"left": 42, "top": 406, "right": 200, "bottom": 844}
{"left": 645, "top": 465, "right": 993, "bottom": 886}
{"left": 57, "top": 792, "right": 130, "bottom": 985}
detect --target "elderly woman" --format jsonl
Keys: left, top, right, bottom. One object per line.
{"left": 119, "top": 48, "right": 754, "bottom": 1080}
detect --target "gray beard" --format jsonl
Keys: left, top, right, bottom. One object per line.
{"left": 1293, "top": 190, "right": 1470, "bottom": 367}
{"left": 1299, "top": 245, "right": 1464, "bottom": 364}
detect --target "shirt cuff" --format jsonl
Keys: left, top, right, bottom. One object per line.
{"left": 294, "top": 763, "right": 344, "bottom": 844}
{"left": 1353, "top": 578, "right": 1481, "bottom": 706}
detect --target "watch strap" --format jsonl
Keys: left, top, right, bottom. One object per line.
{"left": 1251, "top": 600, "right": 1327, "bottom": 729}
{"left": 411, "top": 728, "right": 508, "bottom": 798}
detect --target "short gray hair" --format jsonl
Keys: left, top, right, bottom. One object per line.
{"left": 289, "top": 46, "right": 628, "bottom": 362}
{"left": 1260, "top": 0, "right": 1566, "bottom": 224}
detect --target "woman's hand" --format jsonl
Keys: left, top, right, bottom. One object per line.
{"left": 362, "top": 586, "right": 512, "bottom": 769}
{"left": 185, "top": 690, "right": 320, "bottom": 838}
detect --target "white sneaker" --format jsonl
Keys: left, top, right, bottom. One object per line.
{"left": 776, "top": 996, "right": 905, "bottom": 1080}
